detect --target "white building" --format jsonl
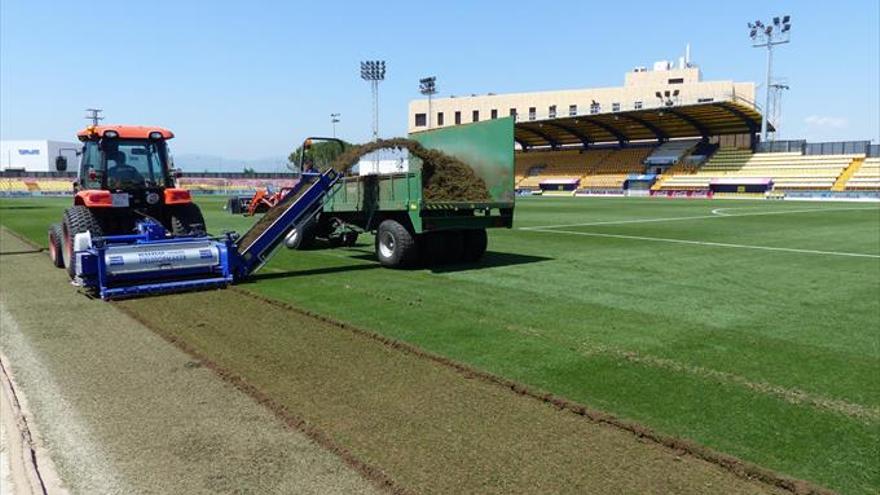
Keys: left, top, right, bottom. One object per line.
{"left": 0, "top": 140, "right": 80, "bottom": 172}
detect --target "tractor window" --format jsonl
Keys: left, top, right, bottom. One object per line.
{"left": 102, "top": 140, "right": 169, "bottom": 189}
{"left": 80, "top": 142, "right": 102, "bottom": 189}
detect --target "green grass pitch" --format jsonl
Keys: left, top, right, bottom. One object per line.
{"left": 1, "top": 195, "right": 878, "bottom": 493}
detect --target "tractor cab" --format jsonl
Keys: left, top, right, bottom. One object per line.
{"left": 63, "top": 126, "right": 186, "bottom": 208}
{"left": 48, "top": 125, "right": 207, "bottom": 278}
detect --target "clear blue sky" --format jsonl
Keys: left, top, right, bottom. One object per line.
{"left": 1, "top": 0, "right": 877, "bottom": 161}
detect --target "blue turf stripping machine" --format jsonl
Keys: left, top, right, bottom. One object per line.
{"left": 72, "top": 170, "right": 338, "bottom": 299}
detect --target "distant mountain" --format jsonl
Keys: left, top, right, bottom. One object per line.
{"left": 174, "top": 153, "right": 292, "bottom": 174}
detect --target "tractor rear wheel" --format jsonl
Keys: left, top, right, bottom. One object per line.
{"left": 375, "top": 219, "right": 417, "bottom": 268}
{"left": 62, "top": 206, "right": 103, "bottom": 278}
{"left": 169, "top": 203, "right": 206, "bottom": 236}
{"left": 48, "top": 223, "right": 64, "bottom": 268}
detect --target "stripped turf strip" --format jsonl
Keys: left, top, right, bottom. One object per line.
{"left": 0, "top": 229, "right": 380, "bottom": 495}
{"left": 118, "top": 289, "right": 819, "bottom": 495}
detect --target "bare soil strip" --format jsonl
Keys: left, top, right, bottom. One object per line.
{"left": 0, "top": 230, "right": 381, "bottom": 495}
{"left": 117, "top": 287, "right": 828, "bottom": 494}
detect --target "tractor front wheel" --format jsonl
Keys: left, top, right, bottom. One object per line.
{"left": 169, "top": 203, "right": 206, "bottom": 236}
{"left": 48, "top": 223, "right": 64, "bottom": 268}
{"left": 62, "top": 206, "right": 103, "bottom": 278}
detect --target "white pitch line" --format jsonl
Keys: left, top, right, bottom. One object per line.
{"left": 527, "top": 229, "right": 880, "bottom": 259}
{"left": 519, "top": 206, "right": 878, "bottom": 230}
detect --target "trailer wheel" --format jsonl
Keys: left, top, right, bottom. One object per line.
{"left": 170, "top": 203, "right": 206, "bottom": 236}
{"left": 62, "top": 206, "right": 103, "bottom": 279}
{"left": 423, "top": 230, "right": 465, "bottom": 265}
{"left": 227, "top": 197, "right": 242, "bottom": 214}
{"left": 376, "top": 220, "right": 417, "bottom": 268}
{"left": 48, "top": 223, "right": 64, "bottom": 268}
{"left": 342, "top": 231, "right": 359, "bottom": 247}
{"left": 284, "top": 218, "right": 316, "bottom": 250}
{"left": 462, "top": 229, "right": 488, "bottom": 262}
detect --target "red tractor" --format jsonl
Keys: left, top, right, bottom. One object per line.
{"left": 47, "top": 125, "right": 206, "bottom": 278}
{"left": 227, "top": 185, "right": 295, "bottom": 216}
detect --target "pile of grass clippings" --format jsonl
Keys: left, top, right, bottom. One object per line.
{"left": 330, "top": 138, "right": 490, "bottom": 202}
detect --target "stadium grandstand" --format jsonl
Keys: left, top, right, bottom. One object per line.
{"left": 510, "top": 100, "right": 879, "bottom": 200}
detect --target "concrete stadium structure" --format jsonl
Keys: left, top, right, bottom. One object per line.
{"left": 408, "top": 54, "right": 756, "bottom": 135}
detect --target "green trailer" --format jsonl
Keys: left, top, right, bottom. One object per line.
{"left": 291, "top": 118, "right": 515, "bottom": 267}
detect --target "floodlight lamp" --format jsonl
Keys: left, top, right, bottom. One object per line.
{"left": 655, "top": 91, "right": 662, "bottom": 98}
{"left": 672, "top": 89, "right": 680, "bottom": 97}
{"left": 783, "top": 15, "right": 790, "bottom": 23}
{"left": 664, "top": 90, "right": 670, "bottom": 97}
{"left": 755, "top": 20, "right": 763, "bottom": 27}
{"left": 782, "top": 24, "right": 790, "bottom": 32}
{"left": 750, "top": 29, "right": 758, "bottom": 38}
{"left": 748, "top": 22, "right": 754, "bottom": 28}
{"left": 773, "top": 16, "right": 780, "bottom": 25}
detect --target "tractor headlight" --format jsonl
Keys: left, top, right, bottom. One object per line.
{"left": 103, "top": 130, "right": 119, "bottom": 138}
{"left": 149, "top": 131, "right": 163, "bottom": 140}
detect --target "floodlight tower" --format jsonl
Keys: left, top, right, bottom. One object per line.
{"left": 748, "top": 15, "right": 792, "bottom": 142}
{"left": 330, "top": 113, "right": 341, "bottom": 138}
{"left": 360, "top": 60, "right": 386, "bottom": 141}
{"left": 419, "top": 76, "right": 437, "bottom": 129}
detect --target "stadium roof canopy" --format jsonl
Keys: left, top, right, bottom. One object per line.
{"left": 514, "top": 101, "right": 768, "bottom": 150}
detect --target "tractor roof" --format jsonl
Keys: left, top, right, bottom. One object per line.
{"left": 77, "top": 125, "right": 175, "bottom": 141}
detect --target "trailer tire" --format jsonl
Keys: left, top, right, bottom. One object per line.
{"left": 170, "top": 203, "right": 206, "bottom": 236}
{"left": 285, "top": 218, "right": 316, "bottom": 250}
{"left": 227, "top": 197, "right": 242, "bottom": 214}
{"left": 422, "top": 230, "right": 464, "bottom": 265}
{"left": 62, "top": 206, "right": 103, "bottom": 278}
{"left": 48, "top": 223, "right": 64, "bottom": 268}
{"left": 462, "top": 229, "right": 488, "bottom": 262}
{"left": 376, "top": 219, "right": 417, "bottom": 268}
{"left": 342, "top": 231, "right": 359, "bottom": 247}
{"left": 443, "top": 231, "right": 465, "bottom": 264}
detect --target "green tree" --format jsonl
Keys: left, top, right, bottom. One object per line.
{"left": 243, "top": 166, "right": 256, "bottom": 176}
{"left": 288, "top": 139, "right": 354, "bottom": 171}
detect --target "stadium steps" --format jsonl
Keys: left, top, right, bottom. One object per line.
{"left": 832, "top": 157, "right": 864, "bottom": 191}
{"left": 650, "top": 160, "right": 705, "bottom": 191}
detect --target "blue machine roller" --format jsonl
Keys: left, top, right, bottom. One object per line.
{"left": 73, "top": 169, "right": 339, "bottom": 299}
